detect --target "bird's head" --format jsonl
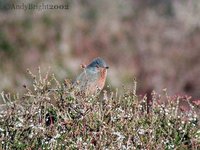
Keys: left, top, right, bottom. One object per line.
{"left": 86, "top": 57, "right": 109, "bottom": 73}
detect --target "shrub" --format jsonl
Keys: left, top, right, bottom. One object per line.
{"left": 0, "top": 68, "right": 199, "bottom": 149}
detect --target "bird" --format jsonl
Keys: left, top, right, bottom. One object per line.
{"left": 73, "top": 57, "right": 109, "bottom": 96}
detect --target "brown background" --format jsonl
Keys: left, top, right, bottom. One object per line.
{"left": 0, "top": 0, "right": 200, "bottom": 103}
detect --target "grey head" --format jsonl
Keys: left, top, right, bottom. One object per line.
{"left": 86, "top": 57, "right": 109, "bottom": 69}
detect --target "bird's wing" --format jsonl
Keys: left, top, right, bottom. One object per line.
{"left": 73, "top": 70, "right": 98, "bottom": 91}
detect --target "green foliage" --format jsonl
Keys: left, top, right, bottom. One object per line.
{"left": 0, "top": 31, "right": 15, "bottom": 55}
{"left": 0, "top": 69, "right": 199, "bottom": 149}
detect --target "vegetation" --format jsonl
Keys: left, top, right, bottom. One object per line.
{"left": 0, "top": 69, "right": 199, "bottom": 149}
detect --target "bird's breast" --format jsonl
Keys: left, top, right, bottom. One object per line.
{"left": 97, "top": 68, "right": 107, "bottom": 90}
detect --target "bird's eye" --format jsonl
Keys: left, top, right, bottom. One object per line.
{"left": 96, "top": 65, "right": 99, "bottom": 68}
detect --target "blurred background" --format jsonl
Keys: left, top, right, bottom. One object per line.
{"left": 0, "top": 0, "right": 200, "bottom": 103}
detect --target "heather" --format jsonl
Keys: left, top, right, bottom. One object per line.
{"left": 0, "top": 69, "right": 199, "bottom": 149}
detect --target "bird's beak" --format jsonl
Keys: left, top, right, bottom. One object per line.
{"left": 105, "top": 66, "right": 109, "bottom": 69}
